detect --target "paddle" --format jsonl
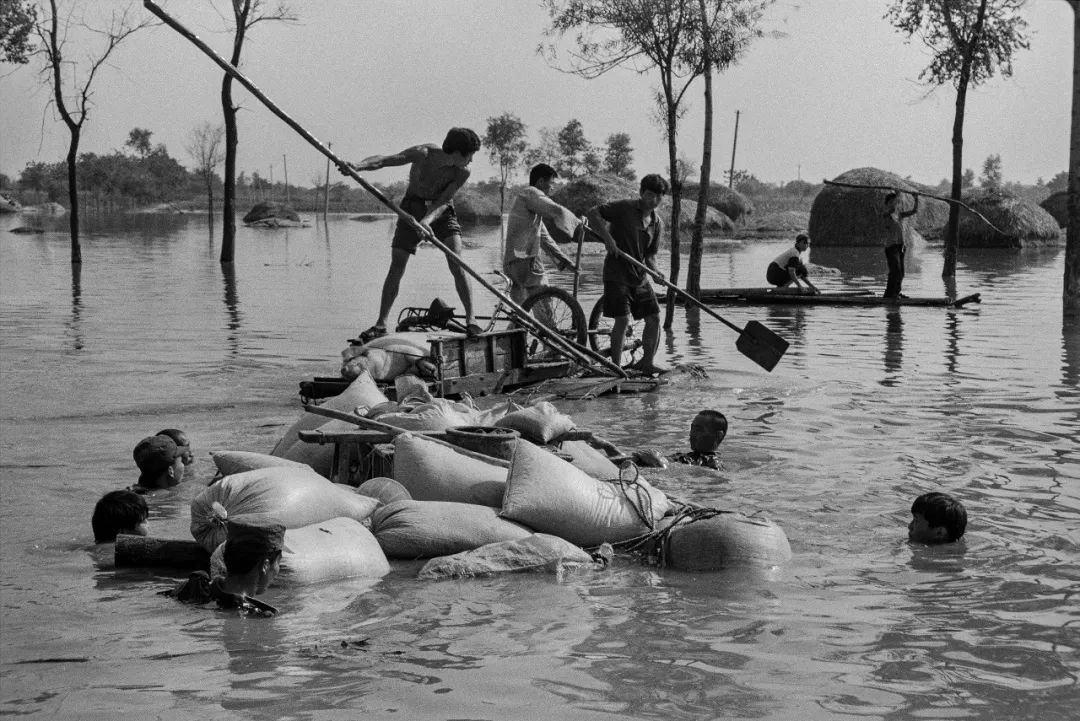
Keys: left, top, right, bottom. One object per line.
{"left": 584, "top": 227, "right": 789, "bottom": 372}
{"left": 143, "top": 0, "right": 625, "bottom": 380}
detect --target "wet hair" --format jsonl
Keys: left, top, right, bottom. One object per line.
{"left": 92, "top": 490, "right": 148, "bottom": 543}
{"left": 795, "top": 233, "right": 809, "bottom": 243}
{"left": 529, "top": 163, "right": 559, "bottom": 186}
{"left": 223, "top": 521, "right": 286, "bottom": 575}
{"left": 911, "top": 492, "right": 967, "bottom": 542}
{"left": 694, "top": 409, "right": 728, "bottom": 437}
{"left": 640, "top": 174, "right": 670, "bottom": 195}
{"left": 156, "top": 428, "right": 188, "bottom": 447}
{"left": 442, "top": 127, "right": 481, "bottom": 156}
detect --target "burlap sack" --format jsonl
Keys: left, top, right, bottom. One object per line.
{"left": 663, "top": 513, "right": 792, "bottom": 570}
{"left": 370, "top": 499, "right": 533, "bottom": 559}
{"left": 417, "top": 533, "right": 594, "bottom": 580}
{"left": 392, "top": 433, "right": 507, "bottom": 507}
{"left": 271, "top": 371, "right": 387, "bottom": 455}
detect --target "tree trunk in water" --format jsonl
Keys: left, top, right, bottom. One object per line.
{"left": 690, "top": 3, "right": 712, "bottom": 299}
{"left": 221, "top": 76, "right": 238, "bottom": 263}
{"left": 664, "top": 104, "right": 681, "bottom": 329}
{"left": 1064, "top": 0, "right": 1080, "bottom": 317}
{"left": 66, "top": 130, "right": 81, "bottom": 264}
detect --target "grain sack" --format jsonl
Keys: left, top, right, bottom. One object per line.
{"left": 271, "top": 371, "right": 387, "bottom": 455}
{"left": 494, "top": 401, "right": 576, "bottom": 443}
{"left": 374, "top": 397, "right": 486, "bottom": 432}
{"left": 499, "top": 440, "right": 671, "bottom": 547}
{"left": 208, "top": 517, "right": 389, "bottom": 585}
{"left": 417, "top": 533, "right": 595, "bottom": 580}
{"left": 190, "top": 466, "right": 379, "bottom": 552}
{"left": 276, "top": 418, "right": 358, "bottom": 478}
{"left": 370, "top": 499, "right": 533, "bottom": 559}
{"left": 663, "top": 513, "right": 792, "bottom": 570}
{"left": 559, "top": 439, "right": 620, "bottom": 479}
{"left": 356, "top": 477, "right": 412, "bottom": 506}
{"left": 340, "top": 332, "right": 434, "bottom": 381}
{"left": 392, "top": 433, "right": 507, "bottom": 507}
{"left": 211, "top": 450, "right": 311, "bottom": 477}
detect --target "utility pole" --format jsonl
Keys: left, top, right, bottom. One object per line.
{"left": 324, "top": 142, "right": 331, "bottom": 217}
{"left": 728, "top": 110, "right": 741, "bottom": 189}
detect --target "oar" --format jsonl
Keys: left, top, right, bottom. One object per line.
{"left": 143, "top": 0, "right": 625, "bottom": 380}
{"left": 822, "top": 179, "right": 1007, "bottom": 235}
{"left": 585, "top": 228, "right": 788, "bottom": 372}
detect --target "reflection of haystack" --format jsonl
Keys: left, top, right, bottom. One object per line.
{"left": 1039, "top": 191, "right": 1068, "bottom": 227}
{"left": 549, "top": 174, "right": 637, "bottom": 216}
{"left": 683, "top": 182, "right": 753, "bottom": 221}
{"left": 958, "top": 189, "right": 1061, "bottom": 247}
{"left": 809, "top": 167, "right": 949, "bottom": 246}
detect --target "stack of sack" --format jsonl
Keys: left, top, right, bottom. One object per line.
{"left": 340, "top": 332, "right": 442, "bottom": 382}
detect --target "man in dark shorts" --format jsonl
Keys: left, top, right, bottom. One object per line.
{"left": 344, "top": 127, "right": 483, "bottom": 342}
{"left": 586, "top": 174, "right": 669, "bottom": 375}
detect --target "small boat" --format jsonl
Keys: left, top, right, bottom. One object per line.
{"left": 685, "top": 289, "right": 981, "bottom": 308}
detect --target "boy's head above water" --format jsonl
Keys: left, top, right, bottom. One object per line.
{"left": 908, "top": 491, "right": 967, "bottom": 544}
{"left": 689, "top": 410, "right": 728, "bottom": 453}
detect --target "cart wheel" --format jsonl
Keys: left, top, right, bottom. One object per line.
{"left": 519, "top": 286, "right": 587, "bottom": 361}
{"left": 588, "top": 297, "right": 644, "bottom": 367}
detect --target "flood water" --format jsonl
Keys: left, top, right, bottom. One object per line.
{"left": 1, "top": 211, "right": 1077, "bottom": 720}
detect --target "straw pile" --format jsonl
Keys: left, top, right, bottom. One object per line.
{"left": 1039, "top": 191, "right": 1068, "bottom": 228}
{"left": 958, "top": 189, "right": 1062, "bottom": 247}
{"left": 549, "top": 174, "right": 637, "bottom": 216}
{"left": 751, "top": 210, "right": 810, "bottom": 233}
{"left": 453, "top": 187, "right": 501, "bottom": 223}
{"left": 243, "top": 201, "right": 300, "bottom": 223}
{"left": 682, "top": 182, "right": 753, "bottom": 222}
{"left": 808, "top": 167, "right": 949, "bottom": 246}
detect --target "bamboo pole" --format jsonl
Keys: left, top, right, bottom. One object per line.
{"left": 143, "top": 0, "right": 623, "bottom": 379}
{"left": 822, "top": 179, "right": 1007, "bottom": 235}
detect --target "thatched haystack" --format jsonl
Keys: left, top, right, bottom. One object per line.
{"left": 1039, "top": 191, "right": 1068, "bottom": 227}
{"left": 0, "top": 194, "right": 21, "bottom": 214}
{"left": 678, "top": 199, "right": 734, "bottom": 233}
{"left": 682, "top": 182, "right": 753, "bottom": 222}
{"left": 751, "top": 210, "right": 810, "bottom": 233}
{"left": 549, "top": 174, "right": 637, "bottom": 216}
{"left": 243, "top": 201, "right": 300, "bottom": 224}
{"left": 808, "top": 167, "right": 950, "bottom": 246}
{"left": 453, "top": 187, "right": 501, "bottom": 223}
{"left": 958, "top": 189, "right": 1062, "bottom": 247}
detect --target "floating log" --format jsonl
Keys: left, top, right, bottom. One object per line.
{"left": 115, "top": 535, "right": 209, "bottom": 570}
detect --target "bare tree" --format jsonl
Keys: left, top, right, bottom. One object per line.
{"left": 219, "top": 0, "right": 296, "bottom": 263}
{"left": 887, "top": 0, "right": 1029, "bottom": 279}
{"left": 36, "top": 0, "right": 152, "bottom": 263}
{"left": 186, "top": 121, "right": 225, "bottom": 223}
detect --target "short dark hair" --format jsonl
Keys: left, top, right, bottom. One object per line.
{"left": 795, "top": 233, "right": 809, "bottom": 243}
{"left": 529, "top": 163, "right": 559, "bottom": 186}
{"left": 224, "top": 521, "right": 286, "bottom": 575}
{"left": 92, "top": 490, "right": 148, "bottom": 543}
{"left": 442, "top": 127, "right": 481, "bottom": 156}
{"left": 694, "top": 409, "right": 728, "bottom": 435}
{"left": 911, "top": 492, "right": 967, "bottom": 542}
{"left": 156, "top": 428, "right": 188, "bottom": 447}
{"left": 640, "top": 174, "right": 669, "bottom": 196}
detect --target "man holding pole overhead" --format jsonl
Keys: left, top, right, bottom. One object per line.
{"left": 343, "top": 127, "right": 483, "bottom": 343}
{"left": 587, "top": 173, "right": 669, "bottom": 376}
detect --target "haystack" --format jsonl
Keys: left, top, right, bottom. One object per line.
{"left": 243, "top": 201, "right": 300, "bottom": 224}
{"left": 452, "top": 187, "right": 501, "bottom": 223}
{"left": 1039, "top": 191, "right": 1068, "bottom": 228}
{"left": 808, "top": 167, "right": 949, "bottom": 246}
{"left": 682, "top": 182, "right": 753, "bottom": 222}
{"left": 958, "top": 189, "right": 1062, "bottom": 247}
{"left": 751, "top": 210, "right": 810, "bottom": 233}
{"left": 549, "top": 174, "right": 637, "bottom": 216}
{"left": 678, "top": 199, "right": 734, "bottom": 232}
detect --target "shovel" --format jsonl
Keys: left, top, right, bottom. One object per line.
{"left": 586, "top": 228, "right": 789, "bottom": 372}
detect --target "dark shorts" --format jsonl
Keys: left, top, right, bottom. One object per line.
{"left": 602, "top": 280, "right": 659, "bottom": 320}
{"left": 392, "top": 195, "right": 462, "bottom": 254}
{"left": 767, "top": 261, "right": 806, "bottom": 286}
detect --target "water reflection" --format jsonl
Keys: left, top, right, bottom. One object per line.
{"left": 67, "top": 262, "right": 84, "bottom": 351}
{"left": 1063, "top": 316, "right": 1080, "bottom": 390}
{"left": 882, "top": 310, "right": 903, "bottom": 386}
{"left": 221, "top": 263, "right": 242, "bottom": 359}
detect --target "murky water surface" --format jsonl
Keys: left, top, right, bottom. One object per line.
{"left": 1, "top": 213, "right": 1077, "bottom": 719}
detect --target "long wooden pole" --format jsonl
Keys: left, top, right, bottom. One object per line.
{"left": 144, "top": 0, "right": 624, "bottom": 378}
{"left": 822, "top": 179, "right": 1006, "bottom": 235}
{"left": 728, "top": 110, "right": 740, "bottom": 189}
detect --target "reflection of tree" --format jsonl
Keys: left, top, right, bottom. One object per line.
{"left": 1063, "top": 316, "right": 1080, "bottom": 390}
{"left": 882, "top": 310, "right": 903, "bottom": 386}
{"left": 944, "top": 310, "right": 962, "bottom": 376}
{"left": 222, "top": 263, "right": 242, "bottom": 359}
{"left": 66, "top": 262, "right": 84, "bottom": 351}
{"left": 764, "top": 305, "right": 806, "bottom": 372}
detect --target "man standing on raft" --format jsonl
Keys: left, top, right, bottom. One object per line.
{"left": 881, "top": 189, "right": 918, "bottom": 299}
{"left": 344, "top": 127, "right": 483, "bottom": 342}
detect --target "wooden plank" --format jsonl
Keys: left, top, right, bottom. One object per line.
{"left": 697, "top": 292, "right": 981, "bottom": 308}
{"left": 115, "top": 535, "right": 209, "bottom": 570}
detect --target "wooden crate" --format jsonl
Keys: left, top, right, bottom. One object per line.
{"left": 429, "top": 328, "right": 528, "bottom": 397}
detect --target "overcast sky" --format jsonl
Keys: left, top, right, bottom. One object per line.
{"left": 0, "top": 0, "right": 1071, "bottom": 191}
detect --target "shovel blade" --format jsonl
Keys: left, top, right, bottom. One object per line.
{"left": 735, "top": 320, "right": 789, "bottom": 372}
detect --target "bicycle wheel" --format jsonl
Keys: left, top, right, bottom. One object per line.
{"left": 588, "top": 297, "right": 644, "bottom": 366}
{"left": 519, "top": 286, "right": 587, "bottom": 361}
